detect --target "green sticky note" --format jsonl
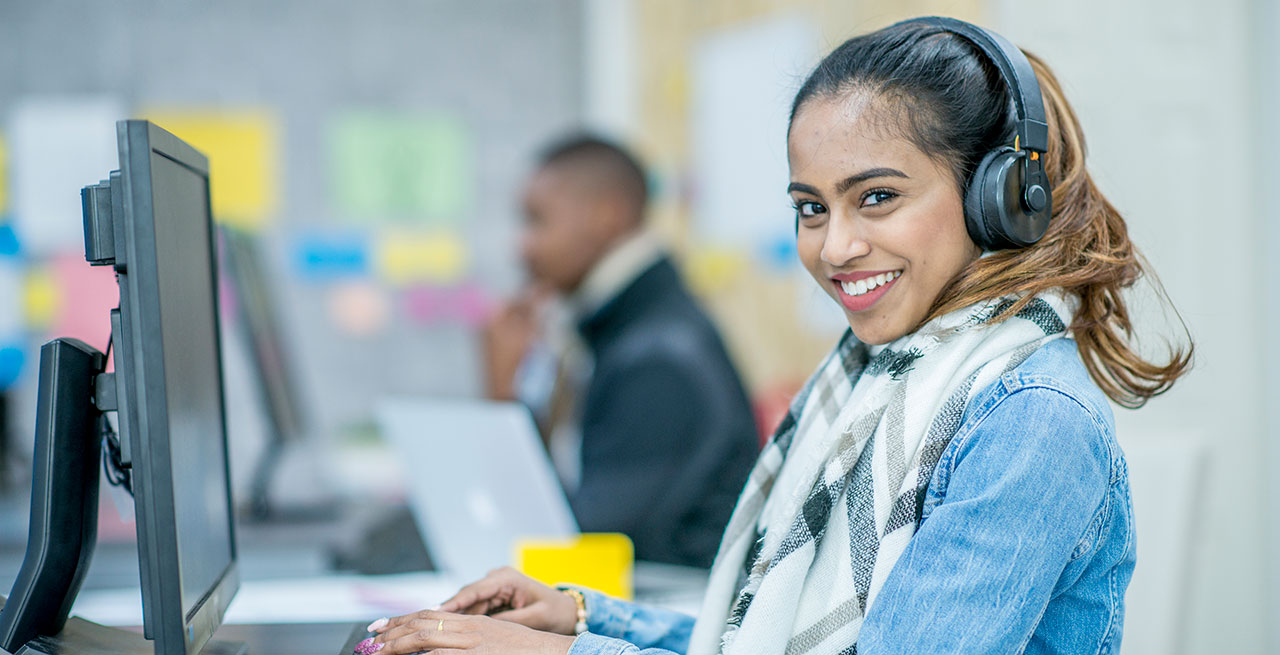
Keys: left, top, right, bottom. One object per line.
{"left": 330, "top": 112, "right": 471, "bottom": 222}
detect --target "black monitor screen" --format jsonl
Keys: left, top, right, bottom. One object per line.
{"left": 148, "top": 150, "right": 233, "bottom": 616}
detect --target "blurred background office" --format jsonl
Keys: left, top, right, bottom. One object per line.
{"left": 0, "top": 1, "right": 1275, "bottom": 654}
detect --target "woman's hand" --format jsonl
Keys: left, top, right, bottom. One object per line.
{"left": 362, "top": 610, "right": 575, "bottom": 655}
{"left": 437, "top": 566, "right": 579, "bottom": 635}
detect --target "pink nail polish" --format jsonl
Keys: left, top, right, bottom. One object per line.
{"left": 369, "top": 644, "right": 384, "bottom": 653}
{"left": 354, "top": 638, "right": 375, "bottom": 655}
{"left": 366, "top": 617, "right": 388, "bottom": 632}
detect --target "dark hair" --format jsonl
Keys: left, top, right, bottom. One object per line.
{"left": 789, "top": 20, "right": 1192, "bottom": 408}
{"left": 538, "top": 134, "right": 649, "bottom": 217}
{"left": 790, "top": 21, "right": 1012, "bottom": 191}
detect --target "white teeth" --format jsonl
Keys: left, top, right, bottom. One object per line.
{"left": 840, "top": 271, "right": 901, "bottom": 297}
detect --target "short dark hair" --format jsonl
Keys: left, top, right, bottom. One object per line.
{"left": 538, "top": 134, "right": 649, "bottom": 217}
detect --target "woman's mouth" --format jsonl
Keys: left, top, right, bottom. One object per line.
{"left": 833, "top": 270, "right": 901, "bottom": 312}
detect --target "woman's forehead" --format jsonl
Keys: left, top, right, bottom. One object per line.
{"left": 788, "top": 93, "right": 953, "bottom": 184}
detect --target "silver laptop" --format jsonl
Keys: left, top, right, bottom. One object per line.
{"left": 376, "top": 398, "right": 579, "bottom": 582}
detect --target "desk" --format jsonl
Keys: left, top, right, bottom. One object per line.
{"left": 11, "top": 564, "right": 706, "bottom": 654}
{"left": 72, "top": 565, "right": 706, "bottom": 627}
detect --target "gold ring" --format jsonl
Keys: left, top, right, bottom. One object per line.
{"left": 437, "top": 619, "right": 444, "bottom": 632}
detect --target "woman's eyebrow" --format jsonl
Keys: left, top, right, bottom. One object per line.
{"left": 787, "top": 168, "right": 908, "bottom": 197}
{"left": 786, "top": 182, "right": 821, "bottom": 195}
{"left": 835, "top": 167, "right": 908, "bottom": 194}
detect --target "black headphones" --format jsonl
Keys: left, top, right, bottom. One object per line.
{"left": 908, "top": 16, "right": 1053, "bottom": 250}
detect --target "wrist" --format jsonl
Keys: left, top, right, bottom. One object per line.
{"left": 557, "top": 587, "right": 588, "bottom": 635}
{"left": 544, "top": 632, "right": 578, "bottom": 655}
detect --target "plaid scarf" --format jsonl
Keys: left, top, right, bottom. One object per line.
{"left": 687, "top": 293, "right": 1077, "bottom": 655}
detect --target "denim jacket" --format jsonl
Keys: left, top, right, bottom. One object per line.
{"left": 567, "top": 338, "right": 1135, "bottom": 655}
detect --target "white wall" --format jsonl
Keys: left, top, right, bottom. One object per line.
{"left": 582, "top": 0, "right": 638, "bottom": 139}
{"left": 1256, "top": 0, "right": 1280, "bottom": 653}
{"left": 995, "top": 1, "right": 1268, "bottom": 653}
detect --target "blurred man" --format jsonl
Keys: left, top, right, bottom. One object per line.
{"left": 484, "top": 135, "right": 758, "bottom": 568}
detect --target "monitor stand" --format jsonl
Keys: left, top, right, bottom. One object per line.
{"left": 0, "top": 340, "right": 106, "bottom": 651}
{"left": 0, "top": 339, "right": 250, "bottom": 655}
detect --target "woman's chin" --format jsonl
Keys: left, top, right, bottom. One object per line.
{"left": 845, "top": 316, "right": 909, "bottom": 346}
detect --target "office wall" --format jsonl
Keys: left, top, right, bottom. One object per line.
{"left": 994, "top": 2, "right": 1267, "bottom": 653}
{"left": 0, "top": 0, "right": 583, "bottom": 498}
{"left": 1256, "top": 1, "right": 1280, "bottom": 653}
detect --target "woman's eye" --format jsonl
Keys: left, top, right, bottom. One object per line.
{"left": 794, "top": 201, "right": 826, "bottom": 218}
{"left": 861, "top": 189, "right": 897, "bottom": 207}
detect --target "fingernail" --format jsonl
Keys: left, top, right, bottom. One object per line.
{"left": 429, "top": 604, "right": 441, "bottom": 611}
{"left": 353, "top": 638, "right": 373, "bottom": 655}
{"left": 366, "top": 617, "right": 388, "bottom": 632}
{"left": 369, "top": 645, "right": 384, "bottom": 654}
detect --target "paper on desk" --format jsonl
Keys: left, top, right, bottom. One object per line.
{"left": 144, "top": 110, "right": 280, "bottom": 230}
{"left": 516, "top": 533, "right": 635, "bottom": 600}
{"left": 71, "top": 573, "right": 461, "bottom": 626}
{"left": 9, "top": 96, "right": 124, "bottom": 254}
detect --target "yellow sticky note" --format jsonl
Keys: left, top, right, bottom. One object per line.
{"left": 144, "top": 111, "right": 278, "bottom": 229}
{"left": 516, "top": 533, "right": 634, "bottom": 600}
{"left": 0, "top": 134, "right": 8, "bottom": 215}
{"left": 687, "top": 247, "right": 748, "bottom": 295}
{"left": 376, "top": 232, "right": 467, "bottom": 284}
{"left": 23, "top": 269, "right": 60, "bottom": 330}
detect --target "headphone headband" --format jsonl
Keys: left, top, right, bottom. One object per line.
{"left": 904, "top": 16, "right": 1049, "bottom": 154}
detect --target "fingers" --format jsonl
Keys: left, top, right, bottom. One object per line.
{"left": 438, "top": 567, "right": 523, "bottom": 613}
{"left": 490, "top": 604, "right": 542, "bottom": 626}
{"left": 373, "top": 612, "right": 474, "bottom": 654}
{"left": 371, "top": 609, "right": 426, "bottom": 637}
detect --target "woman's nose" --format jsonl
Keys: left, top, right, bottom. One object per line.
{"left": 820, "top": 213, "right": 871, "bottom": 267}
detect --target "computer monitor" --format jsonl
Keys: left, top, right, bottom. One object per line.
{"left": 0, "top": 120, "right": 240, "bottom": 655}
{"left": 218, "top": 227, "right": 308, "bottom": 519}
{"left": 110, "top": 120, "right": 239, "bottom": 654}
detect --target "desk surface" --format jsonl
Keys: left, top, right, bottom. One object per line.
{"left": 72, "top": 564, "right": 707, "bottom": 628}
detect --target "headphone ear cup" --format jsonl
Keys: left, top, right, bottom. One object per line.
{"left": 963, "top": 148, "right": 1015, "bottom": 251}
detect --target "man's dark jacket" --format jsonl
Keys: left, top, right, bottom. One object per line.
{"left": 571, "top": 256, "right": 758, "bottom": 568}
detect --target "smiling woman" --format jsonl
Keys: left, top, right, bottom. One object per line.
{"left": 788, "top": 98, "right": 981, "bottom": 345}
{"left": 362, "top": 16, "right": 1192, "bottom": 655}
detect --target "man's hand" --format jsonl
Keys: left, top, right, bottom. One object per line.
{"left": 482, "top": 288, "right": 549, "bottom": 401}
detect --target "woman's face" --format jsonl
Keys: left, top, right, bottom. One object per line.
{"left": 788, "top": 94, "right": 981, "bottom": 345}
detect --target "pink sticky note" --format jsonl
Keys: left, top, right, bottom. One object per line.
{"left": 451, "top": 283, "right": 494, "bottom": 328}
{"left": 51, "top": 253, "right": 118, "bottom": 353}
{"left": 404, "top": 286, "right": 446, "bottom": 325}
{"left": 403, "top": 284, "right": 493, "bottom": 327}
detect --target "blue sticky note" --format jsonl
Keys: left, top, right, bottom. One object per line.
{"left": 0, "top": 345, "right": 24, "bottom": 390}
{"left": 294, "top": 235, "right": 369, "bottom": 280}
{"left": 0, "top": 223, "right": 20, "bottom": 258}
{"left": 762, "top": 236, "right": 797, "bottom": 270}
